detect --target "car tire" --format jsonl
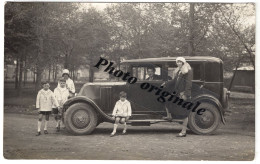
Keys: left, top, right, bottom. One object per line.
{"left": 64, "top": 103, "right": 98, "bottom": 135}
{"left": 188, "top": 102, "right": 221, "bottom": 135}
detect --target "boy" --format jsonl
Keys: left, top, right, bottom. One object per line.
{"left": 110, "top": 91, "right": 132, "bottom": 137}
{"left": 58, "top": 69, "right": 75, "bottom": 98}
{"left": 53, "top": 77, "right": 70, "bottom": 132}
{"left": 36, "top": 81, "right": 59, "bottom": 136}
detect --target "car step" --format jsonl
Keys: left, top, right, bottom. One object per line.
{"left": 127, "top": 119, "right": 184, "bottom": 126}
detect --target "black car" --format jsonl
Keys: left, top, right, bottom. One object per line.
{"left": 63, "top": 56, "right": 230, "bottom": 135}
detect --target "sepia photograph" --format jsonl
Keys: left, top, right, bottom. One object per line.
{"left": 3, "top": 1, "right": 256, "bottom": 160}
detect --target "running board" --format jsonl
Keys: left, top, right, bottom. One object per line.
{"left": 127, "top": 119, "right": 184, "bottom": 126}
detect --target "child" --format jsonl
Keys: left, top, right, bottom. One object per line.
{"left": 36, "top": 81, "right": 59, "bottom": 136}
{"left": 53, "top": 77, "right": 70, "bottom": 132}
{"left": 110, "top": 91, "right": 132, "bottom": 137}
{"left": 58, "top": 69, "right": 75, "bottom": 98}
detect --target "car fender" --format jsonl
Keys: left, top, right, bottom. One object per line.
{"left": 192, "top": 94, "right": 226, "bottom": 124}
{"left": 63, "top": 96, "right": 114, "bottom": 122}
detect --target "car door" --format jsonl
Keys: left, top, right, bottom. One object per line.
{"left": 126, "top": 64, "right": 166, "bottom": 118}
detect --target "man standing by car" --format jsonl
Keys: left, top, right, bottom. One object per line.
{"left": 146, "top": 66, "right": 161, "bottom": 81}
{"left": 163, "top": 57, "right": 193, "bottom": 137}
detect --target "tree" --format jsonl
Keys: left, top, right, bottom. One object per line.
{"left": 204, "top": 3, "right": 255, "bottom": 71}
{"left": 75, "top": 7, "right": 111, "bottom": 82}
{"left": 217, "top": 3, "right": 255, "bottom": 69}
{"left": 5, "top": 2, "right": 35, "bottom": 94}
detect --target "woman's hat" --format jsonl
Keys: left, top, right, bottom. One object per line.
{"left": 62, "top": 69, "right": 70, "bottom": 77}
{"left": 176, "top": 57, "right": 186, "bottom": 64}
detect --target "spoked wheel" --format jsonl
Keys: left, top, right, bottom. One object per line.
{"left": 188, "top": 102, "right": 221, "bottom": 135}
{"left": 64, "top": 103, "right": 98, "bottom": 135}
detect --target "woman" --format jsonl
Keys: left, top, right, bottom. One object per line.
{"left": 163, "top": 57, "right": 193, "bottom": 137}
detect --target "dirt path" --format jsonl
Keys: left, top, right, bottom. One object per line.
{"left": 3, "top": 98, "right": 255, "bottom": 160}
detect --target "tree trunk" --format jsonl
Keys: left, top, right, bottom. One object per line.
{"left": 33, "top": 67, "right": 36, "bottom": 83}
{"left": 89, "top": 64, "right": 94, "bottom": 82}
{"left": 188, "top": 3, "right": 195, "bottom": 56}
{"left": 54, "top": 65, "right": 58, "bottom": 82}
{"left": 23, "top": 59, "right": 27, "bottom": 87}
{"left": 18, "top": 55, "right": 23, "bottom": 96}
{"left": 64, "top": 53, "right": 69, "bottom": 69}
{"left": 52, "top": 64, "right": 55, "bottom": 82}
{"left": 15, "top": 56, "right": 19, "bottom": 89}
{"left": 36, "top": 37, "right": 43, "bottom": 91}
{"left": 48, "top": 66, "right": 51, "bottom": 82}
{"left": 35, "top": 67, "right": 43, "bottom": 92}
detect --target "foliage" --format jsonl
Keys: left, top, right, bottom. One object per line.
{"left": 4, "top": 2, "right": 255, "bottom": 90}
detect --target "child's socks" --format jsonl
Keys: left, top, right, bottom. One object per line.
{"left": 37, "top": 121, "right": 42, "bottom": 132}
{"left": 44, "top": 120, "right": 48, "bottom": 130}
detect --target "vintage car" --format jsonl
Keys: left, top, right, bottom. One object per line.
{"left": 63, "top": 56, "right": 230, "bottom": 135}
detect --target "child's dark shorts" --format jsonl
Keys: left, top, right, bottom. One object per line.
{"left": 39, "top": 111, "right": 52, "bottom": 115}
{"left": 52, "top": 108, "right": 59, "bottom": 114}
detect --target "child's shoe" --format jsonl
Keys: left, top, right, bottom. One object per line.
{"left": 44, "top": 130, "right": 48, "bottom": 134}
{"left": 56, "top": 126, "right": 60, "bottom": 132}
{"left": 36, "top": 132, "right": 41, "bottom": 136}
{"left": 122, "top": 130, "right": 127, "bottom": 135}
{"left": 110, "top": 132, "right": 116, "bottom": 137}
{"left": 176, "top": 132, "right": 186, "bottom": 137}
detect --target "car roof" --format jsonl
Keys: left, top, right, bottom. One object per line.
{"left": 121, "top": 56, "right": 222, "bottom": 64}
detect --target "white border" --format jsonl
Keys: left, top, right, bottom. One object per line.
{"left": 1, "top": 1, "right": 258, "bottom": 164}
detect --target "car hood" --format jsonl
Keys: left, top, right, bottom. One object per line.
{"left": 77, "top": 81, "right": 127, "bottom": 99}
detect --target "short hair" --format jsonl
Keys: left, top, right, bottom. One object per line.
{"left": 147, "top": 66, "right": 155, "bottom": 72}
{"left": 41, "top": 80, "right": 50, "bottom": 85}
{"left": 59, "top": 77, "right": 66, "bottom": 82}
{"left": 119, "top": 91, "right": 127, "bottom": 98}
{"left": 62, "top": 73, "right": 69, "bottom": 77}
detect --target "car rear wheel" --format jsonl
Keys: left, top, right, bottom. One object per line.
{"left": 64, "top": 103, "right": 98, "bottom": 135}
{"left": 188, "top": 102, "right": 221, "bottom": 135}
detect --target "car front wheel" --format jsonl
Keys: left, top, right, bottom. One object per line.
{"left": 188, "top": 102, "right": 221, "bottom": 135}
{"left": 64, "top": 103, "right": 98, "bottom": 135}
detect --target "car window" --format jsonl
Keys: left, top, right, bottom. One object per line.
{"left": 132, "top": 65, "right": 162, "bottom": 81}
{"left": 190, "top": 64, "right": 201, "bottom": 80}
{"left": 167, "top": 63, "right": 201, "bottom": 80}
{"left": 205, "top": 62, "right": 221, "bottom": 82}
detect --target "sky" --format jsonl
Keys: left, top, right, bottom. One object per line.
{"left": 79, "top": 2, "right": 255, "bottom": 28}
